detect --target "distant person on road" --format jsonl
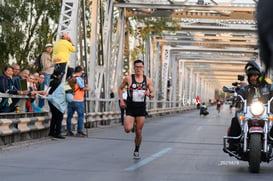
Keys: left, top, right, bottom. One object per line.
{"left": 52, "top": 33, "right": 76, "bottom": 81}
{"left": 118, "top": 59, "right": 154, "bottom": 160}
{"left": 196, "top": 96, "right": 201, "bottom": 109}
{"left": 200, "top": 102, "right": 209, "bottom": 116}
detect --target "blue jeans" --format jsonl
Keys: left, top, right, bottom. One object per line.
{"left": 42, "top": 73, "right": 51, "bottom": 87}
{"left": 66, "top": 101, "right": 84, "bottom": 133}
{"left": 39, "top": 73, "right": 51, "bottom": 108}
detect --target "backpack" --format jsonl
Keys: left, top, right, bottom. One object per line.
{"left": 34, "top": 54, "right": 42, "bottom": 72}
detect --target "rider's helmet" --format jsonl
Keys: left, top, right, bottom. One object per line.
{"left": 244, "top": 61, "right": 265, "bottom": 84}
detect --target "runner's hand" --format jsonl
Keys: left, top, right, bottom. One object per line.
{"left": 120, "top": 100, "right": 127, "bottom": 109}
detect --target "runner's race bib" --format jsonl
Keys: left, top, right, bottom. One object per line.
{"left": 132, "top": 90, "right": 145, "bottom": 102}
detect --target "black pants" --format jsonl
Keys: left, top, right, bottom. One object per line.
{"left": 54, "top": 63, "right": 67, "bottom": 80}
{"left": 228, "top": 117, "right": 241, "bottom": 137}
{"left": 0, "top": 98, "right": 19, "bottom": 113}
{"left": 48, "top": 102, "right": 63, "bottom": 136}
{"left": 119, "top": 100, "right": 125, "bottom": 125}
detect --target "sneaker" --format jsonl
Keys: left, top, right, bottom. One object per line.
{"left": 66, "top": 131, "right": 74, "bottom": 136}
{"left": 133, "top": 152, "right": 140, "bottom": 160}
{"left": 76, "top": 132, "right": 86, "bottom": 137}
{"left": 53, "top": 134, "right": 66, "bottom": 139}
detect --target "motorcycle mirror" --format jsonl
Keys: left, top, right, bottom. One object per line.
{"left": 223, "top": 86, "right": 235, "bottom": 93}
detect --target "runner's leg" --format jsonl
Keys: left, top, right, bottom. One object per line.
{"left": 124, "top": 115, "right": 135, "bottom": 133}
{"left": 134, "top": 116, "right": 145, "bottom": 150}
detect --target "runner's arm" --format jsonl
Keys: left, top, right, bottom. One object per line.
{"left": 146, "top": 77, "right": 154, "bottom": 98}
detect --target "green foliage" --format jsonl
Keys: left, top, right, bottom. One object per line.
{"left": 132, "top": 17, "right": 181, "bottom": 39}
{"left": 0, "top": 0, "right": 61, "bottom": 68}
{"left": 128, "top": 16, "right": 181, "bottom": 60}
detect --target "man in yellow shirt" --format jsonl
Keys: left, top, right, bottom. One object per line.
{"left": 52, "top": 33, "right": 76, "bottom": 80}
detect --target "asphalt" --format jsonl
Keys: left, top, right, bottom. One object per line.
{"left": 1, "top": 104, "right": 273, "bottom": 181}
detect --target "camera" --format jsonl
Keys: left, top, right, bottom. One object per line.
{"left": 82, "top": 72, "right": 87, "bottom": 78}
{"left": 238, "top": 75, "right": 245, "bottom": 81}
{"left": 232, "top": 82, "right": 239, "bottom": 87}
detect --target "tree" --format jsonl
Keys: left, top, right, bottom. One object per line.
{"left": 128, "top": 16, "right": 181, "bottom": 60}
{"left": 0, "top": 0, "right": 61, "bottom": 69}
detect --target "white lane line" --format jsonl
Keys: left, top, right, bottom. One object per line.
{"left": 125, "top": 147, "right": 173, "bottom": 171}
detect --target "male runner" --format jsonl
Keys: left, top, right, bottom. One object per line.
{"left": 118, "top": 59, "right": 154, "bottom": 159}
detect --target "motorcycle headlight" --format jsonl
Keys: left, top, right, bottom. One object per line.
{"left": 250, "top": 101, "right": 264, "bottom": 116}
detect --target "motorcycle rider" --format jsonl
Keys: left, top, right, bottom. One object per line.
{"left": 227, "top": 61, "right": 273, "bottom": 149}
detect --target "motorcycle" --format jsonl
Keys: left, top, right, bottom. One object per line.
{"left": 222, "top": 86, "right": 273, "bottom": 173}
{"left": 200, "top": 104, "right": 209, "bottom": 116}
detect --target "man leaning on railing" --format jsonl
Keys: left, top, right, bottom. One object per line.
{"left": 0, "top": 65, "right": 29, "bottom": 113}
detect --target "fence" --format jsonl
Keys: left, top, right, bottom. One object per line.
{"left": 0, "top": 93, "right": 197, "bottom": 145}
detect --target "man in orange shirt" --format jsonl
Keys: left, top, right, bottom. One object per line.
{"left": 66, "top": 66, "right": 90, "bottom": 137}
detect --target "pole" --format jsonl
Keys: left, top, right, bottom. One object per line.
{"left": 81, "top": 0, "right": 89, "bottom": 137}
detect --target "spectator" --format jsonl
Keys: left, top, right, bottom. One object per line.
{"left": 167, "top": 77, "right": 171, "bottom": 100}
{"left": 37, "top": 74, "right": 45, "bottom": 91}
{"left": 37, "top": 74, "right": 46, "bottom": 108}
{"left": 12, "top": 69, "right": 30, "bottom": 92}
{"left": 32, "top": 72, "right": 40, "bottom": 91}
{"left": 40, "top": 43, "right": 57, "bottom": 102}
{"left": 52, "top": 33, "right": 76, "bottom": 81}
{"left": 48, "top": 77, "right": 77, "bottom": 139}
{"left": 110, "top": 89, "right": 115, "bottom": 99}
{"left": 48, "top": 70, "right": 62, "bottom": 95}
{"left": 12, "top": 63, "right": 20, "bottom": 78}
{"left": 20, "top": 69, "right": 30, "bottom": 80}
{"left": 66, "top": 66, "right": 90, "bottom": 137}
{"left": 0, "top": 65, "right": 28, "bottom": 112}
{"left": 12, "top": 68, "right": 30, "bottom": 111}
{"left": 119, "top": 90, "right": 127, "bottom": 125}
{"left": 25, "top": 74, "right": 45, "bottom": 112}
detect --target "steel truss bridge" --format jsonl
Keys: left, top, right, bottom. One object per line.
{"left": 56, "top": 0, "right": 264, "bottom": 113}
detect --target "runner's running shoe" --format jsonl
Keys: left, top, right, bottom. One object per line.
{"left": 133, "top": 152, "right": 140, "bottom": 160}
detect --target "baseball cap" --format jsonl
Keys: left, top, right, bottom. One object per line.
{"left": 45, "top": 43, "right": 53, "bottom": 48}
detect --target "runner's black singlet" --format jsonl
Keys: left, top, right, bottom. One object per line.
{"left": 126, "top": 74, "right": 147, "bottom": 117}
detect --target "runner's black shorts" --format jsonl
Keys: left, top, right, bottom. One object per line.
{"left": 126, "top": 106, "right": 146, "bottom": 117}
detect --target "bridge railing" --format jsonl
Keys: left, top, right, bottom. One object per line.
{"left": 0, "top": 94, "right": 197, "bottom": 145}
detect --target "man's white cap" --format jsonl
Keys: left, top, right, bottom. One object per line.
{"left": 45, "top": 43, "right": 53, "bottom": 48}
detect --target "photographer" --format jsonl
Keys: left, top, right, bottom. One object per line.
{"left": 230, "top": 76, "right": 247, "bottom": 112}
{"left": 66, "top": 66, "right": 90, "bottom": 137}
{"left": 52, "top": 33, "right": 76, "bottom": 80}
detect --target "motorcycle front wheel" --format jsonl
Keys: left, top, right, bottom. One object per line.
{"left": 249, "top": 134, "right": 262, "bottom": 173}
